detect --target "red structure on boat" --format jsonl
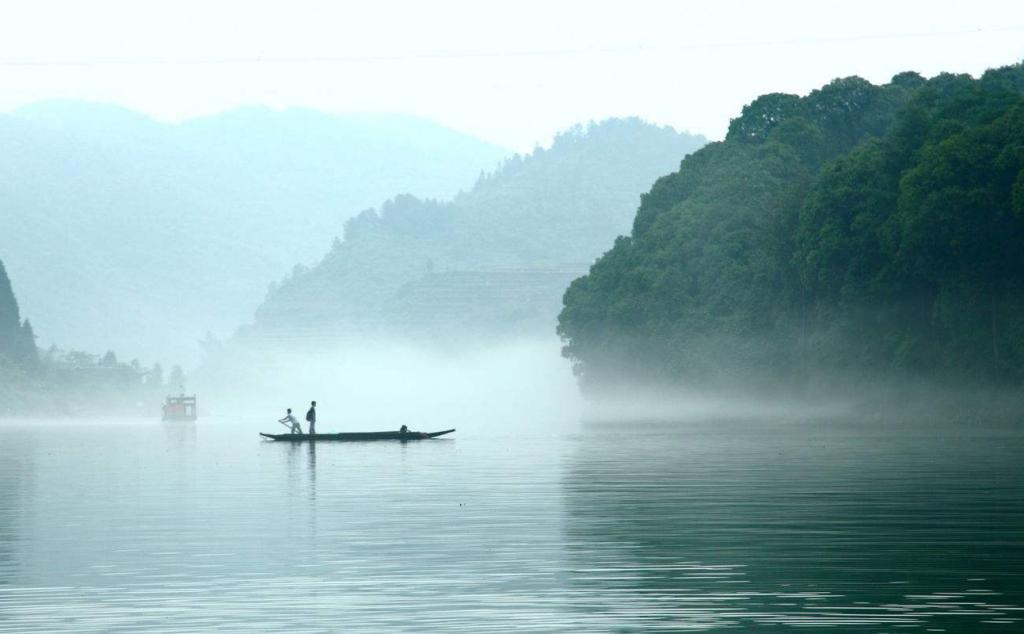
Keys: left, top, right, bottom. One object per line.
{"left": 162, "top": 394, "right": 197, "bottom": 421}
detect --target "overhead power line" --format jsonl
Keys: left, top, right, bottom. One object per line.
{"left": 0, "top": 24, "right": 1022, "bottom": 68}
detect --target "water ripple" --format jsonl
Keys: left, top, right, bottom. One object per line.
{"left": 0, "top": 418, "right": 1019, "bottom": 631}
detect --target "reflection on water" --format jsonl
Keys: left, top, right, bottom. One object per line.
{"left": 0, "top": 431, "right": 32, "bottom": 588}
{"left": 308, "top": 441, "right": 317, "bottom": 496}
{"left": 0, "top": 417, "right": 1020, "bottom": 631}
{"left": 563, "top": 420, "right": 1024, "bottom": 631}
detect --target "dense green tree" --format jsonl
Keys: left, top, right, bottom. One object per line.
{"left": 559, "top": 63, "right": 1024, "bottom": 392}
{"left": 0, "top": 259, "right": 37, "bottom": 368}
{"left": 0, "top": 259, "right": 22, "bottom": 355}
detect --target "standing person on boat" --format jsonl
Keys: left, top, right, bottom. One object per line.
{"left": 306, "top": 401, "right": 317, "bottom": 435}
{"left": 278, "top": 408, "right": 302, "bottom": 434}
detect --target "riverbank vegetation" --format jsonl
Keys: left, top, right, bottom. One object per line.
{"left": 558, "top": 63, "right": 1024, "bottom": 398}
{"left": 0, "top": 258, "right": 183, "bottom": 417}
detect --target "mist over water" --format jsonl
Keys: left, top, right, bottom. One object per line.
{"left": 196, "top": 336, "right": 858, "bottom": 434}
{"left": 197, "top": 337, "right": 584, "bottom": 433}
{"left": 1, "top": 5, "right": 1023, "bottom": 631}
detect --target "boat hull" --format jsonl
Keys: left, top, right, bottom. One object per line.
{"left": 259, "top": 429, "right": 455, "bottom": 442}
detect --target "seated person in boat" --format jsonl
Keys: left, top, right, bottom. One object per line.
{"left": 279, "top": 408, "right": 302, "bottom": 434}
{"left": 399, "top": 424, "right": 408, "bottom": 434}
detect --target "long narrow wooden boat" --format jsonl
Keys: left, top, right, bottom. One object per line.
{"left": 259, "top": 429, "right": 455, "bottom": 442}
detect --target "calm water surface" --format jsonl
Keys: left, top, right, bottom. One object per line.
{"left": 0, "top": 417, "right": 1021, "bottom": 632}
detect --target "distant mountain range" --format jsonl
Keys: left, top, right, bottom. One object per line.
{"left": 0, "top": 101, "right": 509, "bottom": 365}
{"left": 247, "top": 118, "right": 706, "bottom": 344}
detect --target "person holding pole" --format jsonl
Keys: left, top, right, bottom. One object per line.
{"left": 278, "top": 408, "right": 302, "bottom": 434}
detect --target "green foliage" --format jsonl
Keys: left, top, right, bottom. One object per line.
{"left": 0, "top": 259, "right": 20, "bottom": 334}
{"left": 251, "top": 119, "right": 706, "bottom": 337}
{"left": 0, "top": 258, "right": 178, "bottom": 416}
{"left": 0, "top": 259, "right": 37, "bottom": 368}
{"left": 0, "top": 342, "right": 182, "bottom": 417}
{"left": 559, "top": 63, "right": 1024, "bottom": 391}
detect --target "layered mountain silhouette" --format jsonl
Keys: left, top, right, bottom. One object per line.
{"left": 248, "top": 118, "right": 706, "bottom": 345}
{"left": 0, "top": 101, "right": 508, "bottom": 364}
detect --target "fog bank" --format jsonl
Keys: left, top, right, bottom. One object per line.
{"left": 196, "top": 337, "right": 583, "bottom": 433}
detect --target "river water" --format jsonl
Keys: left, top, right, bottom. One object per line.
{"left": 0, "top": 417, "right": 1021, "bottom": 632}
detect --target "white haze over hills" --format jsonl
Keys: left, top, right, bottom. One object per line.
{"left": 0, "top": 100, "right": 509, "bottom": 367}
{"left": 188, "top": 119, "right": 706, "bottom": 425}
{"left": 246, "top": 119, "right": 706, "bottom": 345}
{"left": 0, "top": 3, "right": 1017, "bottom": 424}
{"left": 1, "top": 2, "right": 1019, "bottom": 152}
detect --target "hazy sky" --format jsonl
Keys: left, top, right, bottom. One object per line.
{"left": 1, "top": 0, "right": 1022, "bottom": 150}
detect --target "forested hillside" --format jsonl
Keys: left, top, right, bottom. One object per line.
{"left": 0, "top": 257, "right": 178, "bottom": 416}
{"left": 249, "top": 119, "right": 705, "bottom": 342}
{"left": 0, "top": 102, "right": 507, "bottom": 365}
{"left": 558, "top": 64, "right": 1024, "bottom": 392}
{"left": 0, "top": 259, "right": 37, "bottom": 370}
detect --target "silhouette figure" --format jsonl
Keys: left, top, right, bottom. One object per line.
{"left": 278, "top": 408, "right": 301, "bottom": 434}
{"left": 306, "top": 401, "right": 317, "bottom": 435}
